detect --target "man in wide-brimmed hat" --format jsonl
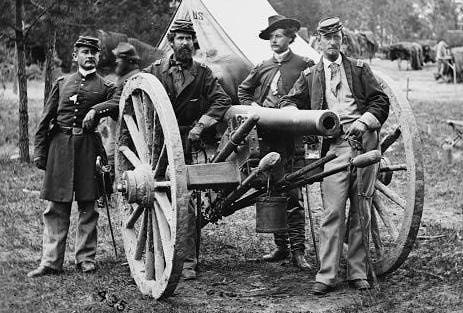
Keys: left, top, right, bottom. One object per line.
{"left": 279, "top": 17, "right": 390, "bottom": 294}
{"left": 29, "top": 36, "right": 117, "bottom": 277}
{"left": 143, "top": 18, "right": 231, "bottom": 280}
{"left": 238, "top": 15, "right": 315, "bottom": 270}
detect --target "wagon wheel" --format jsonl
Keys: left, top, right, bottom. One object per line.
{"left": 115, "top": 73, "right": 189, "bottom": 299}
{"left": 367, "top": 70, "right": 425, "bottom": 275}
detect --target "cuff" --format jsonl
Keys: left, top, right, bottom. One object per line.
{"left": 358, "top": 112, "right": 381, "bottom": 130}
{"left": 198, "top": 115, "right": 218, "bottom": 128}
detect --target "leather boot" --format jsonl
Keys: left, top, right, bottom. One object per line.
{"left": 262, "top": 246, "right": 289, "bottom": 262}
{"left": 292, "top": 251, "right": 311, "bottom": 270}
{"left": 27, "top": 265, "right": 62, "bottom": 278}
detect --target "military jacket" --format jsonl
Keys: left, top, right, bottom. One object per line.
{"left": 143, "top": 56, "right": 231, "bottom": 126}
{"left": 279, "top": 54, "right": 389, "bottom": 125}
{"left": 34, "top": 71, "right": 116, "bottom": 202}
{"left": 238, "top": 50, "right": 314, "bottom": 106}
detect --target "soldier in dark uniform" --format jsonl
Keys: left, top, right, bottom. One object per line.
{"left": 143, "top": 19, "right": 232, "bottom": 280}
{"left": 97, "top": 42, "right": 142, "bottom": 171}
{"left": 28, "top": 36, "right": 117, "bottom": 277}
{"left": 238, "top": 15, "right": 315, "bottom": 270}
{"left": 279, "top": 17, "right": 389, "bottom": 294}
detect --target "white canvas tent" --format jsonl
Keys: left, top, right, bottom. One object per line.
{"left": 157, "top": 0, "right": 321, "bottom": 103}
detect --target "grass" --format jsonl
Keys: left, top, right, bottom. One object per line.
{"left": 1, "top": 65, "right": 463, "bottom": 312}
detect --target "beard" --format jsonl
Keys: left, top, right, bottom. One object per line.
{"left": 174, "top": 45, "right": 193, "bottom": 62}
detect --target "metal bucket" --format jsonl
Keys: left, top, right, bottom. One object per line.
{"left": 255, "top": 196, "right": 288, "bottom": 233}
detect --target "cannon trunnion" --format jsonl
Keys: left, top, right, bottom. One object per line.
{"left": 113, "top": 73, "right": 424, "bottom": 299}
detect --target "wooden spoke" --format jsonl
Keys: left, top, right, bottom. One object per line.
{"left": 380, "top": 126, "right": 401, "bottom": 154}
{"left": 375, "top": 180, "right": 407, "bottom": 210}
{"left": 145, "top": 209, "right": 155, "bottom": 280}
{"left": 373, "top": 193, "right": 400, "bottom": 240}
{"left": 123, "top": 114, "right": 149, "bottom": 163}
{"left": 126, "top": 204, "right": 144, "bottom": 229}
{"left": 142, "top": 92, "right": 154, "bottom": 158}
{"left": 131, "top": 93, "right": 147, "bottom": 141}
{"left": 154, "top": 191, "right": 174, "bottom": 226}
{"left": 119, "top": 145, "right": 142, "bottom": 167}
{"left": 370, "top": 206, "right": 383, "bottom": 259}
{"left": 153, "top": 144, "right": 167, "bottom": 178}
{"left": 134, "top": 208, "right": 148, "bottom": 260}
{"left": 379, "top": 163, "right": 407, "bottom": 172}
{"left": 151, "top": 205, "right": 166, "bottom": 281}
{"left": 154, "top": 194, "right": 172, "bottom": 249}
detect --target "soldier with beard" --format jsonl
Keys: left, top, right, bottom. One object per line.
{"left": 143, "top": 19, "right": 231, "bottom": 280}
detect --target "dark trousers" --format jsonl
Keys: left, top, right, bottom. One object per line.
{"left": 273, "top": 189, "right": 306, "bottom": 253}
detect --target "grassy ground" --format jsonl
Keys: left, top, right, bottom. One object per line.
{"left": 1, "top": 60, "right": 463, "bottom": 312}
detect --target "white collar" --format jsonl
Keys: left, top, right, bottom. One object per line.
{"left": 322, "top": 54, "right": 342, "bottom": 70}
{"left": 78, "top": 67, "right": 96, "bottom": 77}
{"left": 273, "top": 49, "right": 291, "bottom": 62}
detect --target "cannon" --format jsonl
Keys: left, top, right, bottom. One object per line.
{"left": 111, "top": 62, "right": 424, "bottom": 298}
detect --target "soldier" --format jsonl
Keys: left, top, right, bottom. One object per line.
{"left": 98, "top": 42, "right": 142, "bottom": 172}
{"left": 279, "top": 17, "right": 390, "bottom": 294}
{"left": 28, "top": 36, "right": 117, "bottom": 277}
{"left": 238, "top": 15, "right": 315, "bottom": 269}
{"left": 143, "top": 19, "right": 232, "bottom": 280}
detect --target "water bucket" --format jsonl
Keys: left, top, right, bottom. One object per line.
{"left": 255, "top": 196, "right": 288, "bottom": 233}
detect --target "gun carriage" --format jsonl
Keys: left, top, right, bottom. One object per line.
{"left": 110, "top": 66, "right": 424, "bottom": 299}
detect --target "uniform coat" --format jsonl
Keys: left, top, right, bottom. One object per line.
{"left": 238, "top": 50, "right": 314, "bottom": 106}
{"left": 143, "top": 56, "right": 231, "bottom": 126}
{"left": 279, "top": 54, "right": 389, "bottom": 156}
{"left": 279, "top": 54, "right": 389, "bottom": 123}
{"left": 34, "top": 71, "right": 116, "bottom": 202}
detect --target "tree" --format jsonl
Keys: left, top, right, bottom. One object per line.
{"left": 15, "top": 0, "right": 30, "bottom": 162}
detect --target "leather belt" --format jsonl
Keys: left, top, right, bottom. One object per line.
{"left": 59, "top": 125, "right": 87, "bottom": 135}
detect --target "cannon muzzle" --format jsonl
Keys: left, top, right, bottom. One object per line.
{"left": 224, "top": 106, "right": 340, "bottom": 137}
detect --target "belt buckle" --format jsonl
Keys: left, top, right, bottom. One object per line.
{"left": 72, "top": 127, "right": 83, "bottom": 135}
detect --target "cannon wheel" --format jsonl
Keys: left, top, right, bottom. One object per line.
{"left": 367, "top": 70, "right": 425, "bottom": 275}
{"left": 115, "top": 73, "right": 188, "bottom": 299}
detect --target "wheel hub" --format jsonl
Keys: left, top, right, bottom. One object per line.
{"left": 117, "top": 164, "right": 156, "bottom": 207}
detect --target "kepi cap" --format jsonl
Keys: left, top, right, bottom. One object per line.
{"left": 112, "top": 42, "right": 140, "bottom": 62}
{"left": 317, "top": 17, "right": 343, "bottom": 35}
{"left": 169, "top": 19, "right": 196, "bottom": 36}
{"left": 259, "top": 15, "right": 301, "bottom": 40}
{"left": 74, "top": 36, "right": 101, "bottom": 51}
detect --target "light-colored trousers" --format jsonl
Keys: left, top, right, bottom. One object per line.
{"left": 40, "top": 201, "right": 99, "bottom": 270}
{"left": 315, "top": 131, "right": 378, "bottom": 286}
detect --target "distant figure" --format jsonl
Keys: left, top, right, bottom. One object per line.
{"left": 435, "top": 40, "right": 452, "bottom": 82}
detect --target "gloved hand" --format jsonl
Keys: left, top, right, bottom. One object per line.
{"left": 34, "top": 157, "right": 46, "bottom": 170}
{"left": 83, "top": 109, "right": 97, "bottom": 130}
{"left": 345, "top": 119, "right": 367, "bottom": 139}
{"left": 188, "top": 122, "right": 205, "bottom": 143}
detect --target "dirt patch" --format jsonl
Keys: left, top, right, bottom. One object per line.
{"left": 1, "top": 59, "right": 463, "bottom": 312}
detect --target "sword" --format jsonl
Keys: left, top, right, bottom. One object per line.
{"left": 303, "top": 184, "right": 319, "bottom": 267}
{"left": 96, "top": 156, "right": 118, "bottom": 257}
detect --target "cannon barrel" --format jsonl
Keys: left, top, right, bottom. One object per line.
{"left": 224, "top": 106, "right": 340, "bottom": 137}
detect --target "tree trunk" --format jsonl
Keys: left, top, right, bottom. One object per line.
{"left": 13, "top": 43, "right": 18, "bottom": 95}
{"left": 44, "top": 20, "right": 56, "bottom": 104}
{"left": 15, "top": 0, "right": 30, "bottom": 162}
